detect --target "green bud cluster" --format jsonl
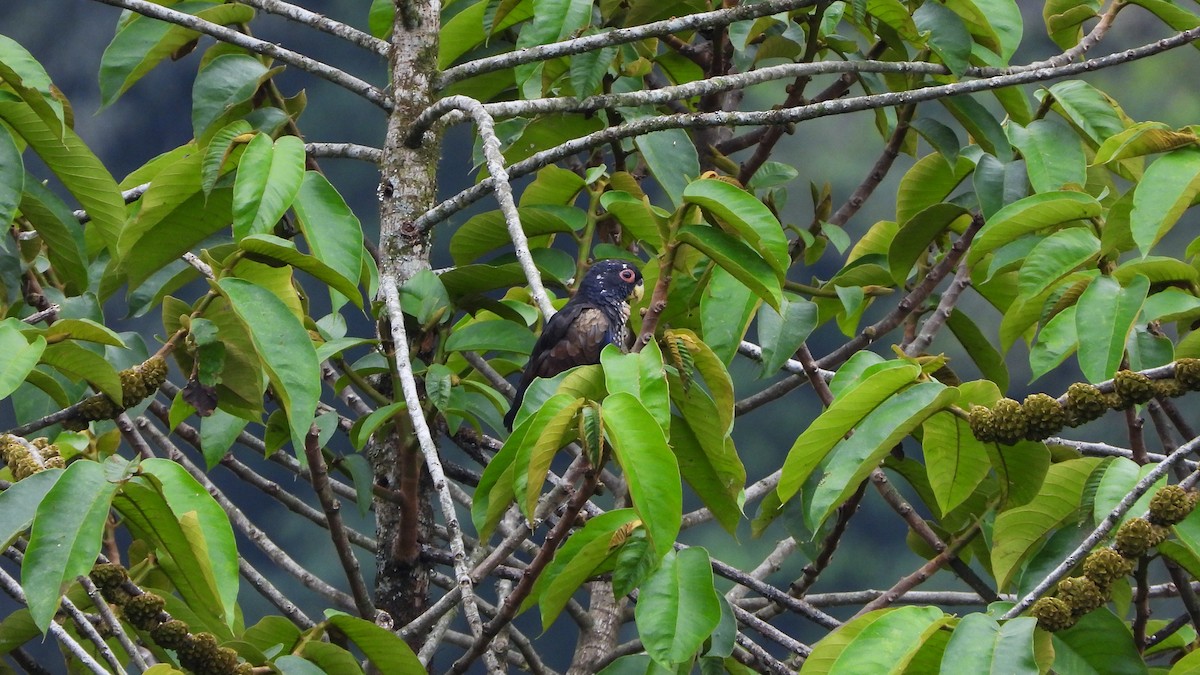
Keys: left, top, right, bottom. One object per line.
{"left": 64, "top": 356, "right": 170, "bottom": 429}
{"left": 1176, "top": 358, "right": 1200, "bottom": 390}
{"left": 176, "top": 632, "right": 242, "bottom": 675}
{"left": 1030, "top": 597, "right": 1075, "bottom": 632}
{"left": 1148, "top": 484, "right": 1199, "bottom": 526}
{"left": 1056, "top": 576, "right": 1106, "bottom": 615}
{"left": 990, "top": 398, "right": 1027, "bottom": 445}
{"left": 1082, "top": 548, "right": 1134, "bottom": 587}
{"left": 122, "top": 592, "right": 165, "bottom": 631}
{"left": 150, "top": 619, "right": 190, "bottom": 651}
{"left": 1113, "top": 370, "right": 1155, "bottom": 405}
{"left": 1065, "top": 383, "right": 1107, "bottom": 426}
{"left": 1114, "top": 517, "right": 1168, "bottom": 559}
{"left": 1022, "top": 393, "right": 1066, "bottom": 441}
{"left": 1, "top": 435, "right": 62, "bottom": 480}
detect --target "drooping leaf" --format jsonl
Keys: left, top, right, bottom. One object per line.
{"left": 232, "top": 133, "right": 306, "bottom": 241}
{"left": 22, "top": 460, "right": 120, "bottom": 631}
{"left": 968, "top": 191, "right": 1102, "bottom": 266}
{"left": 923, "top": 410, "right": 991, "bottom": 515}
{"left": 1074, "top": 274, "right": 1148, "bottom": 383}
{"left": 291, "top": 172, "right": 365, "bottom": 309}
{"left": 324, "top": 614, "right": 424, "bottom": 673}
{"left": 1130, "top": 147, "right": 1200, "bottom": 256}
{"left": 218, "top": 278, "right": 320, "bottom": 459}
{"left": 635, "top": 548, "right": 722, "bottom": 668}
{"left": 602, "top": 392, "right": 681, "bottom": 557}
{"left": 676, "top": 224, "right": 783, "bottom": 310}
{"left": 683, "top": 179, "right": 790, "bottom": 275}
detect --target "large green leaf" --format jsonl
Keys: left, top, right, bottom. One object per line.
{"left": 0, "top": 124, "right": 21, "bottom": 226}
{"left": 699, "top": 265, "right": 760, "bottom": 364}
{"left": 635, "top": 548, "right": 722, "bottom": 668}
{"left": 636, "top": 128, "right": 700, "bottom": 208}
{"left": 669, "top": 414, "right": 744, "bottom": 535}
{"left": 449, "top": 206, "right": 580, "bottom": 265}
{"left": 914, "top": 1, "right": 971, "bottom": 76}
{"left": 888, "top": 203, "right": 972, "bottom": 285}
{"left": 512, "top": 0, "right": 594, "bottom": 95}
{"left": 517, "top": 396, "right": 585, "bottom": 520}
{"left": 0, "top": 100, "right": 124, "bottom": 254}
{"left": 0, "top": 322, "right": 45, "bottom": 401}
{"left": 683, "top": 179, "right": 790, "bottom": 276}
{"left": 968, "top": 191, "right": 1102, "bottom": 266}
{"left": 141, "top": 459, "right": 239, "bottom": 626}
{"left": 602, "top": 392, "right": 681, "bottom": 557}
{"left": 801, "top": 606, "right": 949, "bottom": 674}
{"left": 291, "top": 172, "right": 365, "bottom": 309}
{"left": 1017, "top": 227, "right": 1100, "bottom": 299}
{"left": 525, "top": 509, "right": 636, "bottom": 628}
{"left": 112, "top": 475, "right": 230, "bottom": 633}
{"left": 778, "top": 364, "right": 922, "bottom": 503}
{"left": 22, "top": 460, "right": 120, "bottom": 631}
{"left": 1051, "top": 609, "right": 1148, "bottom": 675}
{"left": 240, "top": 234, "right": 361, "bottom": 306}
{"left": 218, "top": 278, "right": 320, "bottom": 459}
{"left": 444, "top": 319, "right": 536, "bottom": 355}
{"left": 232, "top": 134, "right": 306, "bottom": 241}
{"left": 804, "top": 381, "right": 956, "bottom": 531}
{"left": 676, "top": 224, "right": 783, "bottom": 310}
{"left": 99, "top": 2, "right": 254, "bottom": 107}
{"left": 39, "top": 341, "right": 122, "bottom": 403}
{"left": 897, "top": 154, "right": 973, "bottom": 225}
{"left": 1130, "top": 147, "right": 1200, "bottom": 256}
{"left": 324, "top": 614, "right": 423, "bottom": 673}
{"left": 0, "top": 469, "right": 62, "bottom": 547}
{"left": 1047, "top": 80, "right": 1129, "bottom": 147}
{"left": 990, "top": 457, "right": 1102, "bottom": 590}
{"left": 601, "top": 342, "right": 670, "bottom": 435}
{"left": 923, "top": 410, "right": 990, "bottom": 515}
{"left": 0, "top": 35, "right": 63, "bottom": 140}
{"left": 1029, "top": 304, "right": 1077, "bottom": 381}
{"left": 755, "top": 294, "right": 818, "bottom": 376}
{"left": 1074, "top": 274, "right": 1148, "bottom": 383}
{"left": 18, "top": 178, "right": 89, "bottom": 294}
{"left": 940, "top": 614, "right": 1039, "bottom": 675}
{"left": 1008, "top": 119, "right": 1087, "bottom": 193}
{"left": 191, "top": 53, "right": 276, "bottom": 141}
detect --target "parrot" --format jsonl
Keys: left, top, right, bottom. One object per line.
{"left": 503, "top": 259, "right": 644, "bottom": 430}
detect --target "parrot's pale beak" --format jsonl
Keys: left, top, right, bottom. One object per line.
{"left": 632, "top": 280, "right": 645, "bottom": 302}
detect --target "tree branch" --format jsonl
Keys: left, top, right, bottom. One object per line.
{"left": 234, "top": 0, "right": 389, "bottom": 56}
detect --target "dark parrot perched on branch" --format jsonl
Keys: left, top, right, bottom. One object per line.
{"left": 503, "top": 259, "right": 645, "bottom": 429}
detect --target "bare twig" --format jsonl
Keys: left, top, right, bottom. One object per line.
{"left": 303, "top": 425, "right": 376, "bottom": 619}
{"left": 235, "top": 0, "right": 389, "bottom": 56}
{"left": 0, "top": 563, "right": 112, "bottom": 675}
{"left": 305, "top": 142, "right": 384, "bottom": 163}
{"left": 90, "top": 0, "right": 391, "bottom": 109}
{"left": 903, "top": 261, "right": 971, "bottom": 355}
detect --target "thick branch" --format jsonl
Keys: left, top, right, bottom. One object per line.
{"left": 235, "top": 0, "right": 389, "bottom": 56}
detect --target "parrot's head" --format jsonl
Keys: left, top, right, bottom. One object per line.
{"left": 578, "top": 259, "right": 644, "bottom": 305}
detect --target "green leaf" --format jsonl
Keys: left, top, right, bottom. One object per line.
{"left": 1044, "top": 0, "right": 1101, "bottom": 50}
{"left": 219, "top": 278, "right": 320, "bottom": 459}
{"left": 1093, "top": 121, "right": 1198, "bottom": 165}
{"left": 439, "top": 0, "right": 532, "bottom": 67}
{"left": 201, "top": 120, "right": 251, "bottom": 196}
{"left": 600, "top": 191, "right": 665, "bottom": 250}
{"left": 513, "top": 0, "right": 594, "bottom": 95}
{"left": 947, "top": 310, "right": 1009, "bottom": 392}
{"left": 1047, "top": 80, "right": 1129, "bottom": 146}
{"left": 990, "top": 457, "right": 1102, "bottom": 590}
{"left": 805, "top": 381, "right": 956, "bottom": 531}
{"left": 940, "top": 614, "right": 1038, "bottom": 675}
{"left": 967, "top": 191, "right": 1102, "bottom": 266}
{"left": 940, "top": 94, "right": 1011, "bottom": 158}
{"left": 0, "top": 35, "right": 63, "bottom": 140}
{"left": 923, "top": 411, "right": 990, "bottom": 515}
{"left": 22, "top": 460, "right": 119, "bottom": 631}
{"left": 778, "top": 364, "right": 921, "bottom": 503}
{"left": 755, "top": 295, "right": 818, "bottom": 376}
{"left": 897, "top": 154, "right": 973, "bottom": 225}
{"left": 0, "top": 324, "right": 44, "bottom": 401}
{"left": 0, "top": 100, "right": 124, "bottom": 254}
{"left": 802, "top": 607, "right": 949, "bottom": 674}
{"left": 191, "top": 53, "right": 276, "bottom": 140}
{"left": 450, "top": 206, "right": 580, "bottom": 265}
{"left": 914, "top": 1, "right": 971, "bottom": 76}
{"left": 324, "top": 614, "right": 423, "bottom": 673}
{"left": 112, "top": 475, "right": 229, "bottom": 633}
{"left": 291, "top": 172, "right": 365, "bottom": 309}
{"left": 699, "top": 265, "right": 760, "bottom": 364}
{"left": 635, "top": 129, "right": 700, "bottom": 208}
{"left": 1008, "top": 119, "right": 1087, "bottom": 193}
{"left": 636, "top": 548, "right": 722, "bottom": 668}
{"left": 18, "top": 179, "right": 89, "bottom": 294}
{"left": 1017, "top": 227, "right": 1100, "bottom": 298}
{"left": 603, "top": 392, "right": 682, "bottom": 557}
{"left": 1029, "top": 305, "right": 1077, "bottom": 381}
{"left": 602, "top": 342, "right": 670, "bottom": 435}
{"left": 0, "top": 469, "right": 62, "bottom": 547}
{"left": 1051, "top": 609, "right": 1148, "bottom": 675}
{"left": 39, "top": 341, "right": 122, "bottom": 403}
{"left": 1075, "top": 274, "right": 1148, "bottom": 383}
{"left": 669, "top": 414, "right": 744, "bottom": 536}
{"left": 0, "top": 124, "right": 21, "bottom": 226}
{"left": 1130, "top": 148, "right": 1200, "bottom": 256}
{"left": 99, "top": 2, "right": 254, "bottom": 107}
{"left": 888, "top": 203, "right": 972, "bottom": 284}
{"left": 350, "top": 402, "right": 405, "bottom": 451}
{"left": 239, "top": 234, "right": 361, "bottom": 306}
{"left": 676, "top": 224, "right": 783, "bottom": 310}
{"left": 519, "top": 397, "right": 585, "bottom": 520}
{"left": 683, "top": 179, "right": 790, "bottom": 276}
{"left": 232, "top": 134, "right": 306, "bottom": 240}
{"left": 526, "top": 509, "right": 636, "bottom": 628}
{"left": 445, "top": 319, "right": 536, "bottom": 355}
{"left": 973, "top": 153, "right": 1028, "bottom": 220}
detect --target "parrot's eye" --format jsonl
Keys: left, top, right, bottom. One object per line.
{"left": 619, "top": 269, "right": 636, "bottom": 282}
